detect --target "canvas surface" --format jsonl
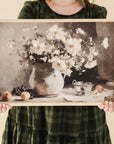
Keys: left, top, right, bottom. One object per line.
{"left": 0, "top": 21, "right": 113, "bottom": 105}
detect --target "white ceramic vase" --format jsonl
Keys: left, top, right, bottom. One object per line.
{"left": 29, "top": 63, "right": 64, "bottom": 96}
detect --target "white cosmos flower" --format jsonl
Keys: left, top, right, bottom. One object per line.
{"left": 59, "top": 54, "right": 70, "bottom": 61}
{"left": 29, "top": 55, "right": 34, "bottom": 60}
{"left": 89, "top": 46, "right": 99, "bottom": 56}
{"left": 63, "top": 69, "right": 72, "bottom": 77}
{"left": 82, "top": 57, "right": 85, "bottom": 63}
{"left": 66, "top": 59, "right": 75, "bottom": 68}
{"left": 102, "top": 37, "right": 109, "bottom": 49}
{"left": 82, "top": 70, "right": 86, "bottom": 72}
{"left": 47, "top": 24, "right": 67, "bottom": 42}
{"left": 52, "top": 58, "right": 67, "bottom": 72}
{"left": 84, "top": 60, "right": 97, "bottom": 69}
{"left": 74, "top": 63, "right": 82, "bottom": 71}
{"left": 88, "top": 55, "right": 94, "bottom": 61}
{"left": 93, "top": 50, "right": 99, "bottom": 56}
{"left": 88, "top": 37, "right": 93, "bottom": 42}
{"left": 76, "top": 28, "right": 86, "bottom": 35}
{"left": 48, "top": 24, "right": 64, "bottom": 34}
{"left": 32, "top": 40, "right": 39, "bottom": 47}
{"left": 9, "top": 40, "right": 16, "bottom": 48}
{"left": 53, "top": 49, "right": 60, "bottom": 55}
{"left": 65, "top": 38, "right": 82, "bottom": 56}
{"left": 40, "top": 57, "right": 47, "bottom": 62}
{"left": 31, "top": 40, "right": 46, "bottom": 55}
{"left": 32, "top": 40, "right": 37, "bottom": 47}
{"left": 45, "top": 44, "right": 54, "bottom": 54}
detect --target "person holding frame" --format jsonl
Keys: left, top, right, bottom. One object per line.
{"left": 0, "top": 0, "right": 114, "bottom": 143}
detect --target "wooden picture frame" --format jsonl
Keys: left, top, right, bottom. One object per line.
{"left": 0, "top": 20, "right": 113, "bottom": 106}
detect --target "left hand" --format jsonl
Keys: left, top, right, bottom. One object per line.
{"left": 98, "top": 101, "right": 114, "bottom": 113}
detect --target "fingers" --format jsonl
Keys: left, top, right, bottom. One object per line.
{"left": 109, "top": 101, "right": 114, "bottom": 113}
{"left": 0, "top": 103, "right": 12, "bottom": 114}
{"left": 104, "top": 101, "right": 109, "bottom": 112}
{"left": 98, "top": 101, "right": 114, "bottom": 113}
{"left": 98, "top": 102, "right": 105, "bottom": 109}
{"left": 0, "top": 104, "right": 7, "bottom": 113}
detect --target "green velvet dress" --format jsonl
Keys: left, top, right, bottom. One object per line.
{"left": 2, "top": 1, "right": 112, "bottom": 144}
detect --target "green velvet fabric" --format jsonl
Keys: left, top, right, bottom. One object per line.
{"left": 18, "top": 1, "right": 107, "bottom": 19}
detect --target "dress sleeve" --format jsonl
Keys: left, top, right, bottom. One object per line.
{"left": 18, "top": 2, "right": 37, "bottom": 19}
{"left": 92, "top": 4, "right": 107, "bottom": 18}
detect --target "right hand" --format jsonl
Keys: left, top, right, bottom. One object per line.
{"left": 0, "top": 104, "right": 12, "bottom": 114}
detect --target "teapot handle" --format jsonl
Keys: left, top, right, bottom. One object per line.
{"left": 72, "top": 80, "right": 77, "bottom": 86}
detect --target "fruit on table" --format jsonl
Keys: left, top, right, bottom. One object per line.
{"left": 12, "top": 86, "right": 37, "bottom": 99}
{"left": 1, "top": 91, "right": 12, "bottom": 101}
{"left": 26, "top": 89, "right": 37, "bottom": 99}
{"left": 21, "top": 92, "right": 30, "bottom": 101}
{"left": 95, "top": 85, "right": 104, "bottom": 93}
{"left": 12, "top": 85, "right": 25, "bottom": 96}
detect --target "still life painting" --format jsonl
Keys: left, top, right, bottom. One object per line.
{"left": 0, "top": 21, "right": 113, "bottom": 105}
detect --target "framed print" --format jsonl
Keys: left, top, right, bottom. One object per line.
{"left": 0, "top": 20, "right": 113, "bottom": 106}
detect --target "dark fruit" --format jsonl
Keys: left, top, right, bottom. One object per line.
{"left": 12, "top": 85, "right": 25, "bottom": 96}
{"left": 26, "top": 89, "right": 37, "bottom": 99}
{"left": 12, "top": 85, "right": 38, "bottom": 99}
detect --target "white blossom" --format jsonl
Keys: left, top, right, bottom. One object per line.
{"left": 47, "top": 24, "right": 67, "bottom": 42}
{"left": 82, "top": 70, "right": 86, "bottom": 72}
{"left": 9, "top": 24, "right": 109, "bottom": 76}
{"left": 89, "top": 46, "right": 99, "bottom": 56}
{"left": 31, "top": 40, "right": 46, "bottom": 55}
{"left": 88, "top": 55, "right": 94, "bottom": 61}
{"left": 40, "top": 57, "right": 47, "bottom": 62}
{"left": 102, "top": 37, "right": 109, "bottom": 49}
{"left": 80, "top": 57, "right": 85, "bottom": 63}
{"left": 76, "top": 28, "right": 86, "bottom": 35}
{"left": 9, "top": 40, "right": 16, "bottom": 48}
{"left": 65, "top": 59, "right": 75, "bottom": 68}
{"left": 74, "top": 63, "right": 83, "bottom": 71}
{"left": 65, "top": 37, "right": 82, "bottom": 56}
{"left": 62, "top": 69, "right": 72, "bottom": 77}
{"left": 29, "top": 55, "right": 34, "bottom": 60}
{"left": 53, "top": 49, "right": 60, "bottom": 55}
{"left": 84, "top": 60, "right": 97, "bottom": 69}
{"left": 32, "top": 40, "right": 38, "bottom": 47}
{"left": 52, "top": 58, "right": 67, "bottom": 72}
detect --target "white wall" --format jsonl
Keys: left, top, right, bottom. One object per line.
{"left": 0, "top": 0, "right": 26, "bottom": 19}
{"left": 0, "top": 0, "right": 114, "bottom": 19}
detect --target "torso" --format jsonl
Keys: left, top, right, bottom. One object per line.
{"left": 21, "top": 1, "right": 106, "bottom": 19}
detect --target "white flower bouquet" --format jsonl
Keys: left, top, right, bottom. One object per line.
{"left": 9, "top": 24, "right": 109, "bottom": 77}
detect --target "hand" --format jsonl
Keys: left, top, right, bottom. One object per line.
{"left": 0, "top": 103, "right": 12, "bottom": 114}
{"left": 98, "top": 101, "right": 114, "bottom": 113}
